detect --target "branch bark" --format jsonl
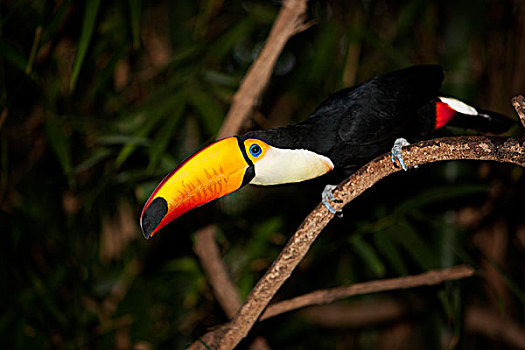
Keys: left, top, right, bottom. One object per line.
{"left": 465, "top": 305, "right": 525, "bottom": 349}
{"left": 194, "top": 225, "right": 242, "bottom": 319}
{"left": 217, "top": 0, "right": 309, "bottom": 139}
{"left": 512, "top": 95, "right": 525, "bottom": 128}
{"left": 300, "top": 299, "right": 410, "bottom": 328}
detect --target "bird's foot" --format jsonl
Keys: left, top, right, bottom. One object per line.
{"left": 391, "top": 138, "right": 411, "bottom": 171}
{"left": 322, "top": 184, "right": 343, "bottom": 215}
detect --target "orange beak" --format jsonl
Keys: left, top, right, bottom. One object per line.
{"left": 140, "top": 137, "right": 254, "bottom": 238}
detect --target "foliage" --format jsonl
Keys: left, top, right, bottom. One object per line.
{"left": 2, "top": 0, "right": 525, "bottom": 348}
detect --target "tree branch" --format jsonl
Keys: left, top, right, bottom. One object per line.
{"left": 465, "top": 305, "right": 525, "bottom": 349}
{"left": 300, "top": 299, "right": 410, "bottom": 328}
{"left": 259, "top": 265, "right": 474, "bottom": 321}
{"left": 193, "top": 225, "right": 242, "bottom": 319}
{"left": 190, "top": 95, "right": 525, "bottom": 349}
{"left": 217, "top": 0, "right": 309, "bottom": 139}
{"left": 512, "top": 95, "right": 525, "bottom": 128}
{"left": 214, "top": 135, "right": 525, "bottom": 350}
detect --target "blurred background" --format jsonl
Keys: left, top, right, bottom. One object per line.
{"left": 2, "top": 0, "right": 525, "bottom": 348}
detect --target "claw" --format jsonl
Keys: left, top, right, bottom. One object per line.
{"left": 322, "top": 184, "right": 342, "bottom": 214}
{"left": 391, "top": 138, "right": 410, "bottom": 171}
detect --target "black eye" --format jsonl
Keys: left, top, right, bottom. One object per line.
{"left": 249, "top": 144, "right": 262, "bottom": 157}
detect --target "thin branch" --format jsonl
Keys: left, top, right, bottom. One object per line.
{"left": 217, "top": 0, "right": 309, "bottom": 139}
{"left": 194, "top": 225, "right": 242, "bottom": 319}
{"left": 214, "top": 135, "right": 525, "bottom": 350}
{"left": 512, "top": 95, "right": 525, "bottom": 128}
{"left": 193, "top": 229, "right": 271, "bottom": 350}
{"left": 191, "top": 97, "right": 525, "bottom": 348}
{"left": 465, "top": 305, "right": 525, "bottom": 349}
{"left": 300, "top": 299, "right": 410, "bottom": 328}
{"left": 259, "top": 265, "right": 474, "bottom": 321}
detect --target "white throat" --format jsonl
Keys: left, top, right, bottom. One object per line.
{"left": 249, "top": 147, "right": 334, "bottom": 186}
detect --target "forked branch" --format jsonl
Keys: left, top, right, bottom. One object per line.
{"left": 187, "top": 132, "right": 524, "bottom": 350}
{"left": 212, "top": 135, "right": 525, "bottom": 350}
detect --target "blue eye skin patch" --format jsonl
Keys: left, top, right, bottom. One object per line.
{"left": 250, "top": 144, "right": 262, "bottom": 157}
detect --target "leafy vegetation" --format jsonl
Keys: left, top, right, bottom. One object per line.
{"left": 2, "top": 0, "right": 525, "bottom": 348}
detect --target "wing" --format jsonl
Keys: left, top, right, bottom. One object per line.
{"left": 313, "top": 65, "right": 444, "bottom": 146}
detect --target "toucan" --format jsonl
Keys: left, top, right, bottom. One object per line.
{"left": 139, "top": 65, "right": 514, "bottom": 239}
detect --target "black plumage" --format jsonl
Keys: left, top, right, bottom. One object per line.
{"left": 139, "top": 65, "right": 516, "bottom": 237}
{"left": 242, "top": 65, "right": 514, "bottom": 171}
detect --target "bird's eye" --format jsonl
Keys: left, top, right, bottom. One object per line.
{"left": 249, "top": 144, "right": 262, "bottom": 157}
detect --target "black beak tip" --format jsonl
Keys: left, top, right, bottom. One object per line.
{"left": 140, "top": 197, "right": 169, "bottom": 239}
{"left": 140, "top": 225, "right": 152, "bottom": 240}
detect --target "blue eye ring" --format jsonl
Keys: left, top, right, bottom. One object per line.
{"left": 249, "top": 144, "right": 262, "bottom": 157}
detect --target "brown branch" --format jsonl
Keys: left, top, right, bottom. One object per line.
{"left": 300, "top": 299, "right": 410, "bottom": 328}
{"left": 217, "top": 0, "right": 309, "bottom": 139}
{"left": 190, "top": 90, "right": 525, "bottom": 348}
{"left": 512, "top": 94, "right": 525, "bottom": 128}
{"left": 191, "top": 97, "right": 525, "bottom": 349}
{"left": 260, "top": 265, "right": 474, "bottom": 321}
{"left": 187, "top": 326, "right": 229, "bottom": 350}
{"left": 194, "top": 225, "right": 242, "bottom": 319}
{"left": 465, "top": 305, "right": 525, "bottom": 349}
{"left": 213, "top": 135, "right": 525, "bottom": 350}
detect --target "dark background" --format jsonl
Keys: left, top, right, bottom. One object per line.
{"left": 2, "top": 0, "right": 525, "bottom": 348}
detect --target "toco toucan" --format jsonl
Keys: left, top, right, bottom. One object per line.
{"left": 140, "top": 65, "right": 514, "bottom": 239}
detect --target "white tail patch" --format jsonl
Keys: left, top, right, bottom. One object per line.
{"left": 438, "top": 97, "right": 478, "bottom": 116}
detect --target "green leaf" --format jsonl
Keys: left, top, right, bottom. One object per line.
{"left": 248, "top": 217, "right": 282, "bottom": 257}
{"left": 98, "top": 135, "right": 150, "bottom": 146}
{"left": 388, "top": 220, "right": 439, "bottom": 270}
{"left": 135, "top": 181, "right": 159, "bottom": 202}
{"left": 484, "top": 258, "right": 525, "bottom": 305}
{"left": 41, "top": 0, "right": 73, "bottom": 44}
{"left": 395, "top": 185, "right": 488, "bottom": 214}
{"left": 351, "top": 237, "right": 385, "bottom": 277}
{"left": 307, "top": 23, "right": 340, "bottom": 87}
{"left": 115, "top": 94, "right": 183, "bottom": 168}
{"left": 202, "top": 70, "right": 238, "bottom": 87}
{"left": 28, "top": 272, "right": 68, "bottom": 328}
{"left": 148, "top": 97, "right": 186, "bottom": 170}
{"left": 164, "top": 257, "right": 199, "bottom": 272}
{"left": 70, "top": 0, "right": 102, "bottom": 92}
{"left": 0, "top": 41, "right": 29, "bottom": 73}
{"left": 45, "top": 118, "right": 72, "bottom": 182}
{"left": 74, "top": 148, "right": 113, "bottom": 173}
{"left": 205, "top": 18, "right": 255, "bottom": 63}
{"left": 373, "top": 233, "right": 408, "bottom": 275}
{"left": 25, "top": 26, "right": 42, "bottom": 75}
{"left": 0, "top": 134, "right": 7, "bottom": 193}
{"left": 438, "top": 286, "right": 462, "bottom": 333}
{"left": 89, "top": 49, "right": 125, "bottom": 99}
{"left": 128, "top": 0, "right": 141, "bottom": 49}
{"left": 187, "top": 87, "right": 223, "bottom": 135}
